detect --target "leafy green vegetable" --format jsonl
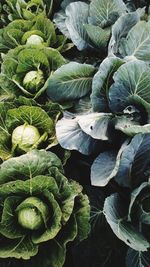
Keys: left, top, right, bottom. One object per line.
{"left": 0, "top": 102, "right": 63, "bottom": 160}
{"left": 5, "top": 0, "right": 52, "bottom": 21}
{"left": 0, "top": 149, "right": 90, "bottom": 266}
{"left": 54, "top": 0, "right": 128, "bottom": 51}
{"left": 0, "top": 14, "right": 68, "bottom": 53}
{"left": 109, "top": 15, "right": 150, "bottom": 62}
{"left": 0, "top": 45, "right": 66, "bottom": 101}
{"left": 47, "top": 62, "right": 96, "bottom": 102}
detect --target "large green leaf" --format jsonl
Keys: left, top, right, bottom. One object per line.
{"left": 78, "top": 112, "right": 112, "bottom": 140}
{"left": 65, "top": 2, "right": 89, "bottom": 50}
{"left": 0, "top": 236, "right": 38, "bottom": 260}
{"left": 115, "top": 134, "right": 150, "bottom": 188}
{"left": 6, "top": 105, "right": 54, "bottom": 133}
{"left": 91, "top": 140, "right": 128, "bottom": 186}
{"left": 84, "top": 24, "right": 111, "bottom": 49}
{"left": 89, "top": 0, "right": 127, "bottom": 28}
{"left": 0, "top": 150, "right": 63, "bottom": 184}
{"left": 47, "top": 62, "right": 96, "bottom": 102}
{"left": 0, "top": 196, "right": 26, "bottom": 239}
{"left": 91, "top": 56, "right": 124, "bottom": 112}
{"left": 108, "top": 12, "right": 139, "bottom": 56}
{"left": 53, "top": 10, "right": 70, "bottom": 39}
{"left": 56, "top": 113, "right": 101, "bottom": 155}
{"left": 109, "top": 60, "right": 150, "bottom": 113}
{"left": 104, "top": 193, "right": 150, "bottom": 251}
{"left": 119, "top": 21, "right": 150, "bottom": 62}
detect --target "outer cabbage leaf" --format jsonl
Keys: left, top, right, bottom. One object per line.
{"left": 65, "top": 2, "right": 89, "bottom": 50}
{"left": 91, "top": 140, "right": 129, "bottom": 186}
{"left": 89, "top": 0, "right": 128, "bottom": 27}
{"left": 119, "top": 21, "right": 150, "bottom": 62}
{"left": 77, "top": 112, "right": 112, "bottom": 140}
{"left": 108, "top": 12, "right": 140, "bottom": 56}
{"left": 56, "top": 113, "right": 102, "bottom": 155}
{"left": 84, "top": 24, "right": 111, "bottom": 49}
{"left": 115, "top": 133, "right": 150, "bottom": 189}
{"left": 104, "top": 193, "right": 150, "bottom": 251}
{"left": 47, "top": 62, "right": 96, "bottom": 102}
{"left": 91, "top": 56, "right": 124, "bottom": 112}
{"left": 0, "top": 149, "right": 63, "bottom": 183}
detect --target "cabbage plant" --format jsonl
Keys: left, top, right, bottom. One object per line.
{"left": 0, "top": 149, "right": 90, "bottom": 267}
{"left": 108, "top": 13, "right": 150, "bottom": 62}
{"left": 54, "top": 58, "right": 150, "bottom": 155}
{"left": 0, "top": 45, "right": 66, "bottom": 101}
{"left": 103, "top": 133, "right": 150, "bottom": 266}
{"left": 54, "top": 0, "right": 128, "bottom": 51}
{"left": 0, "top": 14, "right": 68, "bottom": 53}
{"left": 2, "top": 0, "right": 53, "bottom": 22}
{"left": 0, "top": 102, "right": 63, "bottom": 161}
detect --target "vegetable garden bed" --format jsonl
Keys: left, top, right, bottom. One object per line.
{"left": 0, "top": 0, "right": 150, "bottom": 266}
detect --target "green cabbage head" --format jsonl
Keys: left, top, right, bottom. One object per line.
{"left": 0, "top": 102, "right": 63, "bottom": 160}
{"left": 0, "top": 150, "right": 90, "bottom": 267}
{"left": 0, "top": 45, "right": 66, "bottom": 100}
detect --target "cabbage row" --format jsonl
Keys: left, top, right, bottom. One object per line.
{"left": 1, "top": 0, "right": 150, "bottom": 267}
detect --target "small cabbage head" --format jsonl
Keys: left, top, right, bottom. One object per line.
{"left": 16, "top": 196, "right": 49, "bottom": 230}
{"left": 23, "top": 69, "right": 45, "bottom": 93}
{"left": 0, "top": 150, "right": 90, "bottom": 266}
{"left": 26, "top": 34, "right": 44, "bottom": 45}
{"left": 12, "top": 123, "right": 41, "bottom": 152}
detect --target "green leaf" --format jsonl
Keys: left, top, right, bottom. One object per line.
{"left": 75, "top": 193, "right": 90, "bottom": 242}
{"left": 0, "top": 196, "right": 26, "bottom": 239}
{"left": 78, "top": 112, "right": 112, "bottom": 140}
{"left": 109, "top": 12, "right": 140, "bottom": 56}
{"left": 89, "top": 0, "right": 127, "bottom": 27}
{"left": 91, "top": 56, "right": 124, "bottom": 112}
{"left": 104, "top": 193, "right": 150, "bottom": 251}
{"left": 115, "top": 133, "right": 150, "bottom": 188}
{"left": 65, "top": 2, "right": 89, "bottom": 50}
{"left": 0, "top": 236, "right": 38, "bottom": 260}
{"left": 53, "top": 10, "right": 70, "bottom": 39}
{"left": 6, "top": 105, "right": 54, "bottom": 133}
{"left": 47, "top": 62, "right": 96, "bottom": 102}
{"left": 0, "top": 150, "right": 63, "bottom": 184}
{"left": 91, "top": 140, "right": 128, "bottom": 186}
{"left": 0, "top": 175, "right": 60, "bottom": 197}
{"left": 84, "top": 24, "right": 111, "bottom": 49}
{"left": 56, "top": 114, "right": 101, "bottom": 155}
{"left": 115, "top": 118, "right": 150, "bottom": 137}
{"left": 109, "top": 60, "right": 150, "bottom": 113}
{"left": 119, "top": 21, "right": 150, "bottom": 62}
{"left": 0, "top": 73, "right": 21, "bottom": 101}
